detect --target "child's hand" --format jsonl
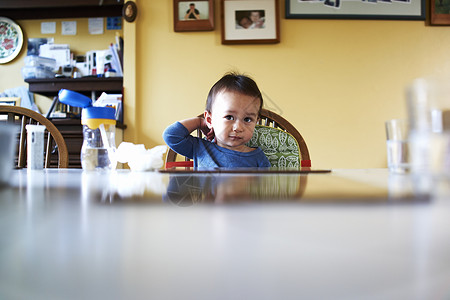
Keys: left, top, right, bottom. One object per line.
{"left": 204, "top": 127, "right": 215, "bottom": 141}
{"left": 179, "top": 117, "right": 215, "bottom": 141}
{"left": 199, "top": 118, "right": 215, "bottom": 141}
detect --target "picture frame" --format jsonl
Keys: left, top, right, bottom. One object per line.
{"left": 285, "top": 0, "right": 425, "bottom": 20}
{"left": 174, "top": 0, "right": 214, "bottom": 32}
{"left": 430, "top": 0, "right": 450, "bottom": 25}
{"left": 123, "top": 1, "right": 138, "bottom": 23}
{"left": 0, "top": 97, "right": 20, "bottom": 120}
{"left": 0, "top": 97, "right": 20, "bottom": 106}
{"left": 221, "top": 0, "right": 280, "bottom": 45}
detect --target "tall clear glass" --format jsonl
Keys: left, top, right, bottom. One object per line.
{"left": 385, "top": 119, "right": 410, "bottom": 174}
{"left": 406, "top": 78, "right": 450, "bottom": 192}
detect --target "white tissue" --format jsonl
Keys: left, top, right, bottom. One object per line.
{"left": 116, "top": 142, "right": 167, "bottom": 171}
{"left": 107, "top": 171, "right": 168, "bottom": 199}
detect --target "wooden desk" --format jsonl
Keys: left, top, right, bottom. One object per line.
{"left": 0, "top": 169, "right": 449, "bottom": 299}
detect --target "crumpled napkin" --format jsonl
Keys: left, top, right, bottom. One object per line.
{"left": 115, "top": 142, "right": 167, "bottom": 171}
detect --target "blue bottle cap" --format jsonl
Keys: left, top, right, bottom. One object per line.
{"left": 58, "top": 89, "right": 92, "bottom": 108}
{"left": 82, "top": 106, "right": 116, "bottom": 120}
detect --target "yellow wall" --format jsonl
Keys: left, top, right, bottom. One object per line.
{"left": 131, "top": 0, "right": 450, "bottom": 169}
{"left": 2, "top": 1, "right": 450, "bottom": 169}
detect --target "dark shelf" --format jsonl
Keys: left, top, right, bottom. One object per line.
{"left": 25, "top": 77, "right": 123, "bottom": 97}
{"left": 0, "top": 0, "right": 124, "bottom": 20}
{"left": 50, "top": 117, "right": 127, "bottom": 130}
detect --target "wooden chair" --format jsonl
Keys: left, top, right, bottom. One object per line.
{"left": 0, "top": 106, "right": 69, "bottom": 168}
{"left": 165, "top": 108, "right": 311, "bottom": 168}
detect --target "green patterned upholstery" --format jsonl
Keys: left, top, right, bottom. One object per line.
{"left": 247, "top": 125, "right": 301, "bottom": 168}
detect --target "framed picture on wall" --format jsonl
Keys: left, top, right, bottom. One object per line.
{"left": 430, "top": 0, "right": 450, "bottom": 25}
{"left": 0, "top": 97, "right": 20, "bottom": 106}
{"left": 285, "top": 0, "right": 425, "bottom": 20}
{"left": 0, "top": 97, "right": 20, "bottom": 120}
{"left": 221, "top": 0, "right": 280, "bottom": 45}
{"left": 173, "top": 0, "right": 215, "bottom": 31}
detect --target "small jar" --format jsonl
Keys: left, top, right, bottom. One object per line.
{"left": 81, "top": 106, "right": 116, "bottom": 171}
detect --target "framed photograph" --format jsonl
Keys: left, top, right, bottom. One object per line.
{"left": 0, "top": 97, "right": 20, "bottom": 106}
{"left": 174, "top": 0, "right": 214, "bottom": 32}
{"left": 286, "top": 0, "right": 425, "bottom": 20}
{"left": 431, "top": 0, "right": 450, "bottom": 25}
{"left": 221, "top": 0, "right": 280, "bottom": 45}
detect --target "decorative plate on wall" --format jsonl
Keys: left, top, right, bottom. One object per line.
{"left": 0, "top": 17, "right": 23, "bottom": 64}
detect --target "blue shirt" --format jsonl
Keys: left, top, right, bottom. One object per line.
{"left": 163, "top": 122, "right": 271, "bottom": 168}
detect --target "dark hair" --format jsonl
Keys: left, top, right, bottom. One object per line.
{"left": 206, "top": 72, "right": 263, "bottom": 114}
{"left": 239, "top": 16, "right": 251, "bottom": 26}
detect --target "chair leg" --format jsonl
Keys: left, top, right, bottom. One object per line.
{"left": 18, "top": 116, "right": 27, "bottom": 168}
{"left": 45, "top": 132, "right": 52, "bottom": 168}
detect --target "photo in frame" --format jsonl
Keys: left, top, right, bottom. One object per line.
{"left": 221, "top": 0, "right": 280, "bottom": 45}
{"left": 0, "top": 97, "right": 20, "bottom": 120}
{"left": 0, "top": 97, "right": 20, "bottom": 106}
{"left": 174, "top": 0, "right": 214, "bottom": 31}
{"left": 285, "top": 0, "right": 425, "bottom": 20}
{"left": 430, "top": 0, "right": 450, "bottom": 25}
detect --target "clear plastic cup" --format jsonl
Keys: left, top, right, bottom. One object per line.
{"left": 0, "top": 124, "right": 18, "bottom": 185}
{"left": 385, "top": 119, "right": 410, "bottom": 174}
{"left": 26, "top": 124, "right": 45, "bottom": 170}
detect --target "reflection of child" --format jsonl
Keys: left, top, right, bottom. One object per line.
{"left": 163, "top": 72, "right": 270, "bottom": 168}
{"left": 249, "top": 11, "right": 265, "bottom": 29}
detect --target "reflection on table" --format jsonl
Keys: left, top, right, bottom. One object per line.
{"left": 14, "top": 168, "right": 425, "bottom": 204}
{"left": 164, "top": 172, "right": 309, "bottom": 205}
{"left": 1, "top": 168, "right": 449, "bottom": 300}
{"left": 95, "top": 169, "right": 426, "bottom": 204}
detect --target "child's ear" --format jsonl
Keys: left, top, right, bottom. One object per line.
{"left": 204, "top": 111, "right": 213, "bottom": 128}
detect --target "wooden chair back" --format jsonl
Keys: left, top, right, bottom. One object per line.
{"left": 0, "top": 106, "right": 69, "bottom": 168}
{"left": 165, "top": 108, "right": 310, "bottom": 168}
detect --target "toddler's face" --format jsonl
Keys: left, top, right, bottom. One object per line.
{"left": 239, "top": 17, "right": 252, "bottom": 28}
{"left": 250, "top": 12, "right": 260, "bottom": 22}
{"left": 205, "top": 91, "right": 260, "bottom": 152}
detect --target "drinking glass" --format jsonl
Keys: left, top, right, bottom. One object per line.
{"left": 0, "top": 124, "right": 18, "bottom": 185}
{"left": 406, "top": 78, "right": 450, "bottom": 179}
{"left": 385, "top": 119, "right": 410, "bottom": 174}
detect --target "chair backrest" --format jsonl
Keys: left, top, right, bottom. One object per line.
{"left": 165, "top": 108, "right": 310, "bottom": 168}
{"left": 0, "top": 106, "right": 69, "bottom": 168}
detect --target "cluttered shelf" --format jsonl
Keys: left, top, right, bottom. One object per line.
{"left": 25, "top": 77, "right": 123, "bottom": 97}
{"left": 24, "top": 77, "right": 125, "bottom": 168}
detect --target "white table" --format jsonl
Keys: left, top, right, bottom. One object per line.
{"left": 0, "top": 169, "right": 449, "bottom": 299}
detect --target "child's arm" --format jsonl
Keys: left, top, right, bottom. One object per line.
{"left": 179, "top": 117, "right": 214, "bottom": 141}
{"left": 162, "top": 117, "right": 214, "bottom": 160}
